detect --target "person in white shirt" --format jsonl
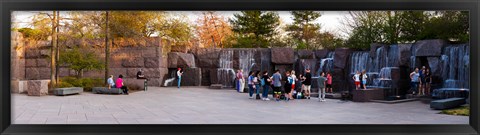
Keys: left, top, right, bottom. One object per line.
{"left": 177, "top": 68, "right": 183, "bottom": 89}
{"left": 353, "top": 71, "right": 360, "bottom": 90}
{"left": 107, "top": 75, "right": 115, "bottom": 89}
{"left": 289, "top": 70, "right": 298, "bottom": 100}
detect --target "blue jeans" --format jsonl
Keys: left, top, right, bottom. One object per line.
{"left": 262, "top": 85, "right": 269, "bottom": 98}
{"left": 248, "top": 84, "right": 254, "bottom": 97}
{"left": 255, "top": 84, "right": 261, "bottom": 95}
{"left": 411, "top": 81, "right": 418, "bottom": 93}
{"left": 178, "top": 77, "right": 182, "bottom": 88}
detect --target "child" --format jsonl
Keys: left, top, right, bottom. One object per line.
{"left": 353, "top": 71, "right": 360, "bottom": 90}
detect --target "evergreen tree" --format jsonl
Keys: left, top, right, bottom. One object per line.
{"left": 286, "top": 11, "right": 321, "bottom": 49}
{"left": 229, "top": 11, "right": 280, "bottom": 48}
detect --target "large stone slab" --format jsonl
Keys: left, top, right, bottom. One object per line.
{"left": 398, "top": 44, "right": 412, "bottom": 67}
{"left": 297, "top": 49, "right": 315, "bottom": 59}
{"left": 25, "top": 59, "right": 37, "bottom": 67}
{"left": 122, "top": 57, "right": 144, "bottom": 67}
{"left": 144, "top": 57, "right": 159, "bottom": 68}
{"left": 53, "top": 87, "right": 83, "bottom": 96}
{"left": 333, "top": 48, "right": 352, "bottom": 69}
{"left": 168, "top": 52, "right": 196, "bottom": 68}
{"left": 351, "top": 88, "right": 384, "bottom": 102}
{"left": 123, "top": 78, "right": 147, "bottom": 90}
{"left": 271, "top": 48, "right": 295, "bottom": 64}
{"left": 92, "top": 87, "right": 123, "bottom": 94}
{"left": 432, "top": 88, "right": 469, "bottom": 99}
{"left": 25, "top": 68, "right": 40, "bottom": 80}
{"left": 430, "top": 98, "right": 466, "bottom": 110}
{"left": 170, "top": 68, "right": 202, "bottom": 86}
{"left": 370, "top": 43, "right": 385, "bottom": 58}
{"left": 427, "top": 57, "right": 442, "bottom": 77}
{"left": 412, "top": 39, "right": 447, "bottom": 57}
{"left": 11, "top": 80, "right": 28, "bottom": 93}
{"left": 314, "top": 49, "right": 329, "bottom": 59}
{"left": 27, "top": 80, "right": 50, "bottom": 96}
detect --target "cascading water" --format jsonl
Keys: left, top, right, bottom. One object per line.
{"left": 217, "top": 50, "right": 236, "bottom": 88}
{"left": 349, "top": 45, "right": 400, "bottom": 88}
{"left": 316, "top": 52, "right": 335, "bottom": 77}
{"left": 239, "top": 50, "right": 256, "bottom": 77}
{"left": 350, "top": 52, "right": 370, "bottom": 74}
{"left": 441, "top": 44, "right": 469, "bottom": 88}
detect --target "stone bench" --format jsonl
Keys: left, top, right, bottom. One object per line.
{"left": 92, "top": 87, "right": 123, "bottom": 94}
{"left": 26, "top": 80, "right": 50, "bottom": 96}
{"left": 351, "top": 88, "right": 384, "bottom": 102}
{"left": 11, "top": 80, "right": 28, "bottom": 94}
{"left": 53, "top": 87, "right": 83, "bottom": 96}
{"left": 430, "top": 98, "right": 466, "bottom": 110}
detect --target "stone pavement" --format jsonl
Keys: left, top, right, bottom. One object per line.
{"left": 12, "top": 87, "right": 468, "bottom": 124}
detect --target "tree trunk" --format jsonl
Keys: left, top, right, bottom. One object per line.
{"left": 104, "top": 11, "right": 110, "bottom": 84}
{"left": 55, "top": 11, "right": 60, "bottom": 84}
{"left": 50, "top": 11, "right": 57, "bottom": 88}
{"left": 78, "top": 69, "right": 84, "bottom": 79}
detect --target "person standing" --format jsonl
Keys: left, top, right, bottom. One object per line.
{"left": 302, "top": 69, "right": 312, "bottom": 99}
{"left": 410, "top": 68, "right": 420, "bottom": 95}
{"left": 254, "top": 71, "right": 261, "bottom": 99}
{"left": 261, "top": 71, "right": 271, "bottom": 101}
{"left": 272, "top": 70, "right": 282, "bottom": 101}
{"left": 116, "top": 74, "right": 128, "bottom": 95}
{"left": 247, "top": 71, "right": 255, "bottom": 99}
{"left": 326, "top": 72, "right": 333, "bottom": 93}
{"left": 237, "top": 69, "right": 245, "bottom": 93}
{"left": 353, "top": 71, "right": 360, "bottom": 90}
{"left": 418, "top": 66, "right": 426, "bottom": 95}
{"left": 317, "top": 72, "right": 327, "bottom": 102}
{"left": 177, "top": 68, "right": 183, "bottom": 89}
{"left": 289, "top": 70, "right": 298, "bottom": 100}
{"left": 424, "top": 68, "right": 432, "bottom": 96}
{"left": 284, "top": 71, "right": 293, "bottom": 101}
{"left": 107, "top": 75, "right": 116, "bottom": 89}
{"left": 362, "top": 70, "right": 368, "bottom": 89}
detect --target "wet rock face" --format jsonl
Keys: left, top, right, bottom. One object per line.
{"left": 297, "top": 50, "right": 315, "bottom": 59}
{"left": 194, "top": 48, "right": 221, "bottom": 68}
{"left": 412, "top": 39, "right": 447, "bottom": 57}
{"left": 271, "top": 48, "right": 295, "bottom": 64}
{"left": 168, "top": 52, "right": 196, "bottom": 68}
{"left": 398, "top": 44, "right": 412, "bottom": 67}
{"left": 314, "top": 49, "right": 329, "bottom": 59}
{"left": 169, "top": 68, "right": 202, "bottom": 86}
{"left": 333, "top": 48, "right": 352, "bottom": 69}
{"left": 427, "top": 57, "right": 441, "bottom": 77}
{"left": 370, "top": 43, "right": 385, "bottom": 58}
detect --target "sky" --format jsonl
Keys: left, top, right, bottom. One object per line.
{"left": 12, "top": 11, "right": 350, "bottom": 38}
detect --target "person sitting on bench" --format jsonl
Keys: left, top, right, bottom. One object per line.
{"left": 107, "top": 75, "right": 116, "bottom": 89}
{"left": 137, "top": 69, "right": 148, "bottom": 91}
{"left": 137, "top": 69, "right": 147, "bottom": 80}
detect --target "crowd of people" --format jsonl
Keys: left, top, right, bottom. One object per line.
{"left": 236, "top": 69, "right": 334, "bottom": 102}
{"left": 410, "top": 66, "right": 432, "bottom": 96}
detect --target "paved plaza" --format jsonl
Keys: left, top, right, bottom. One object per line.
{"left": 12, "top": 87, "right": 468, "bottom": 124}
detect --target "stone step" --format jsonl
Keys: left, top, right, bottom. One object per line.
{"left": 430, "top": 98, "right": 466, "bottom": 110}
{"left": 209, "top": 84, "right": 223, "bottom": 89}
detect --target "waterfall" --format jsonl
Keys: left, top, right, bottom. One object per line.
{"left": 163, "top": 78, "right": 176, "bottom": 86}
{"left": 350, "top": 52, "right": 370, "bottom": 74}
{"left": 349, "top": 45, "right": 400, "bottom": 88}
{"left": 316, "top": 52, "right": 335, "bottom": 77}
{"left": 239, "top": 50, "right": 256, "bottom": 77}
{"left": 217, "top": 50, "right": 236, "bottom": 88}
{"left": 410, "top": 44, "right": 417, "bottom": 70}
{"left": 441, "top": 44, "right": 469, "bottom": 88}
